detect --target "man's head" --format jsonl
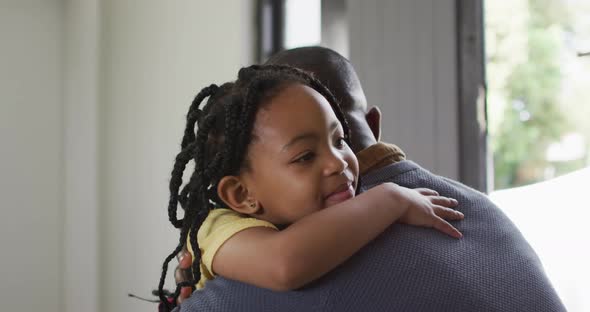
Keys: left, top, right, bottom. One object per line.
{"left": 265, "top": 46, "right": 381, "bottom": 153}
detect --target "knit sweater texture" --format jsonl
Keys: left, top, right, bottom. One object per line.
{"left": 174, "top": 160, "right": 565, "bottom": 312}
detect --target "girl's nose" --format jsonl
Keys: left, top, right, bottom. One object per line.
{"left": 323, "top": 151, "right": 348, "bottom": 176}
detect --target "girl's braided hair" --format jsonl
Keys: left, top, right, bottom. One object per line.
{"left": 158, "top": 64, "right": 351, "bottom": 311}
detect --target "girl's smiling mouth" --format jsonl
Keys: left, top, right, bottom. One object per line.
{"left": 324, "top": 182, "right": 355, "bottom": 206}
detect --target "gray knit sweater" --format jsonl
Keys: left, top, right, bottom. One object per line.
{"left": 175, "top": 160, "right": 565, "bottom": 312}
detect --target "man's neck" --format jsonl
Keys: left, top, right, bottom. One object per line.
{"left": 345, "top": 110, "right": 379, "bottom": 153}
{"left": 352, "top": 136, "right": 377, "bottom": 154}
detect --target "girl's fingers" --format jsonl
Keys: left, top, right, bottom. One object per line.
{"left": 175, "top": 248, "right": 194, "bottom": 303}
{"left": 415, "top": 188, "right": 439, "bottom": 196}
{"left": 433, "top": 217, "right": 463, "bottom": 239}
{"left": 178, "top": 286, "right": 193, "bottom": 304}
{"left": 175, "top": 266, "right": 192, "bottom": 284}
{"left": 430, "top": 196, "right": 458, "bottom": 207}
{"left": 433, "top": 206, "right": 464, "bottom": 220}
{"left": 178, "top": 249, "right": 193, "bottom": 269}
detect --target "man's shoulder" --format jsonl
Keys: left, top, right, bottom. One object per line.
{"left": 176, "top": 159, "right": 566, "bottom": 312}
{"left": 360, "top": 160, "right": 478, "bottom": 194}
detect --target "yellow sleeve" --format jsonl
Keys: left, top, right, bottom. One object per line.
{"left": 187, "top": 208, "right": 277, "bottom": 287}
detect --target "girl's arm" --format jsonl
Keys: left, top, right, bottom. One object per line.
{"left": 212, "top": 183, "right": 463, "bottom": 291}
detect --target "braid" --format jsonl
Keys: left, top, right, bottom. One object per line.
{"left": 166, "top": 84, "right": 218, "bottom": 230}
{"left": 181, "top": 84, "right": 218, "bottom": 149}
{"left": 220, "top": 98, "right": 241, "bottom": 173}
{"left": 232, "top": 77, "right": 266, "bottom": 173}
{"left": 188, "top": 210, "right": 206, "bottom": 287}
{"left": 157, "top": 86, "right": 223, "bottom": 310}
{"left": 167, "top": 141, "right": 197, "bottom": 229}
{"left": 158, "top": 64, "right": 352, "bottom": 310}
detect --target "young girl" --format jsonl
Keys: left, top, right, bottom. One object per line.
{"left": 158, "top": 64, "right": 463, "bottom": 310}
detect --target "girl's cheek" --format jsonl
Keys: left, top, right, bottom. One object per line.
{"left": 292, "top": 176, "right": 319, "bottom": 198}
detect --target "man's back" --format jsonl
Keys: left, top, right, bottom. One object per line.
{"left": 176, "top": 161, "right": 565, "bottom": 311}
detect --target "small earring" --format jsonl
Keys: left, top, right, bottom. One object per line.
{"left": 249, "top": 201, "right": 257, "bottom": 209}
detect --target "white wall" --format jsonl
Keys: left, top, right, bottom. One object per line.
{"left": 99, "top": 1, "right": 254, "bottom": 311}
{"left": 0, "top": 1, "right": 64, "bottom": 311}
{"left": 321, "top": 0, "right": 349, "bottom": 58}
{"left": 0, "top": 1, "right": 254, "bottom": 311}
{"left": 63, "top": 0, "right": 100, "bottom": 311}
{"left": 347, "top": 0, "right": 460, "bottom": 179}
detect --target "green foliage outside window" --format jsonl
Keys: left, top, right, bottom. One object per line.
{"left": 486, "top": 0, "right": 590, "bottom": 190}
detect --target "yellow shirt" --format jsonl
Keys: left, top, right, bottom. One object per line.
{"left": 188, "top": 208, "right": 277, "bottom": 289}
{"left": 189, "top": 142, "right": 405, "bottom": 289}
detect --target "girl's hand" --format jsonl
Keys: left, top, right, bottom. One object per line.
{"left": 393, "top": 185, "right": 464, "bottom": 238}
{"left": 175, "top": 247, "right": 194, "bottom": 304}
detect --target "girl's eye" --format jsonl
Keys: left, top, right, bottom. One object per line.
{"left": 294, "top": 152, "right": 315, "bottom": 164}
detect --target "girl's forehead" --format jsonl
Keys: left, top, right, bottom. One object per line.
{"left": 252, "top": 84, "right": 340, "bottom": 142}
{"left": 259, "top": 84, "right": 335, "bottom": 122}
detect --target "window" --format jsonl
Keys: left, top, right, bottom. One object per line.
{"left": 256, "top": 0, "right": 346, "bottom": 62}
{"left": 485, "top": 1, "right": 590, "bottom": 310}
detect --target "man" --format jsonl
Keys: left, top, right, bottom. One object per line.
{"left": 172, "top": 47, "right": 565, "bottom": 311}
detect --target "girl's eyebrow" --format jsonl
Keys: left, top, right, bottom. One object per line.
{"left": 281, "top": 121, "right": 340, "bottom": 152}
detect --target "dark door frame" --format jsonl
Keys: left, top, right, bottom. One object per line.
{"left": 256, "top": 0, "right": 285, "bottom": 62}
{"left": 456, "top": 0, "right": 489, "bottom": 193}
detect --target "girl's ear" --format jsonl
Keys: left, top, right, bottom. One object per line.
{"left": 217, "top": 175, "right": 261, "bottom": 215}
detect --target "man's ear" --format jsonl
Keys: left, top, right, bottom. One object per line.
{"left": 217, "top": 176, "right": 261, "bottom": 215}
{"left": 365, "top": 106, "right": 382, "bottom": 141}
